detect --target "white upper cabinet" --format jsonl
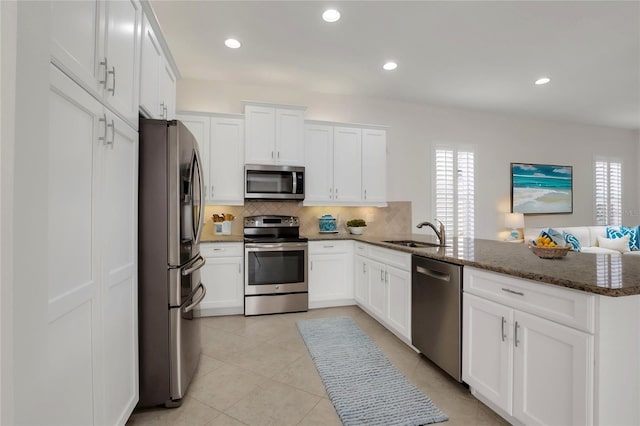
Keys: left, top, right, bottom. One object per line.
{"left": 139, "top": 14, "right": 162, "bottom": 118}
{"left": 177, "top": 112, "right": 244, "bottom": 206}
{"left": 244, "top": 103, "right": 306, "bottom": 165}
{"left": 210, "top": 116, "right": 244, "bottom": 204}
{"left": 304, "top": 124, "right": 334, "bottom": 202}
{"left": 361, "top": 128, "right": 387, "bottom": 203}
{"left": 140, "top": 12, "right": 177, "bottom": 120}
{"left": 304, "top": 121, "right": 387, "bottom": 206}
{"left": 333, "top": 126, "right": 362, "bottom": 203}
{"left": 49, "top": 0, "right": 141, "bottom": 128}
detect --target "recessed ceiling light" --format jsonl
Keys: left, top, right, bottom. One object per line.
{"left": 322, "top": 9, "right": 341, "bottom": 22}
{"left": 383, "top": 62, "right": 398, "bottom": 71}
{"left": 224, "top": 38, "right": 241, "bottom": 49}
{"left": 535, "top": 77, "right": 551, "bottom": 85}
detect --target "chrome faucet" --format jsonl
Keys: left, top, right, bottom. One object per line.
{"left": 416, "top": 219, "right": 446, "bottom": 245}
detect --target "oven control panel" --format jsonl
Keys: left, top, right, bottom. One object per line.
{"left": 244, "top": 215, "right": 299, "bottom": 228}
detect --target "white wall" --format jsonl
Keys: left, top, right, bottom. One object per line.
{"left": 177, "top": 79, "right": 640, "bottom": 239}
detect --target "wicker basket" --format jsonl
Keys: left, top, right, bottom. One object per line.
{"left": 528, "top": 242, "right": 571, "bottom": 259}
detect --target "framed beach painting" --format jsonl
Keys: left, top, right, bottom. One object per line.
{"left": 511, "top": 163, "right": 573, "bottom": 214}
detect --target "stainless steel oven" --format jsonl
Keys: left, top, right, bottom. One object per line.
{"left": 244, "top": 215, "right": 308, "bottom": 315}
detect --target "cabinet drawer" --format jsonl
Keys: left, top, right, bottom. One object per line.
{"left": 354, "top": 242, "right": 369, "bottom": 256}
{"left": 309, "top": 240, "right": 352, "bottom": 254}
{"left": 368, "top": 245, "right": 411, "bottom": 271}
{"left": 464, "top": 267, "right": 595, "bottom": 333}
{"left": 201, "top": 242, "right": 244, "bottom": 257}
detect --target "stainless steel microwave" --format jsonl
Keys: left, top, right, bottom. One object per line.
{"left": 244, "top": 164, "right": 305, "bottom": 200}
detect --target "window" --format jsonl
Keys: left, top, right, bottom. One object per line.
{"left": 594, "top": 158, "right": 622, "bottom": 226}
{"left": 433, "top": 145, "right": 476, "bottom": 244}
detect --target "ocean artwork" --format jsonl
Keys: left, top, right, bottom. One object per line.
{"left": 511, "top": 163, "right": 573, "bottom": 214}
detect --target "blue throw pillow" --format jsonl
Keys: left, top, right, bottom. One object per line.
{"left": 607, "top": 226, "right": 640, "bottom": 251}
{"left": 563, "top": 231, "right": 582, "bottom": 252}
{"left": 546, "top": 228, "right": 565, "bottom": 246}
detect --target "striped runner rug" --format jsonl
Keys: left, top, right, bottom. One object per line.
{"left": 297, "top": 316, "right": 448, "bottom": 426}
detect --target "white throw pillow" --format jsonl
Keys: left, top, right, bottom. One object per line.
{"left": 597, "top": 235, "right": 631, "bottom": 253}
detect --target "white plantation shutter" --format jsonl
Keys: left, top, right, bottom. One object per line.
{"left": 594, "top": 159, "right": 622, "bottom": 225}
{"left": 434, "top": 145, "right": 475, "bottom": 243}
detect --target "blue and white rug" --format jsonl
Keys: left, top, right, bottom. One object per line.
{"left": 297, "top": 317, "right": 448, "bottom": 426}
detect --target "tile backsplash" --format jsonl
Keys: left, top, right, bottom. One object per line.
{"left": 202, "top": 201, "right": 412, "bottom": 238}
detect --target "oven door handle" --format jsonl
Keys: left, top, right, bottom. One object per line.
{"left": 245, "top": 243, "right": 308, "bottom": 249}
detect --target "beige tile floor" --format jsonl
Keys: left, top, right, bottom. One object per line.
{"left": 127, "top": 306, "right": 509, "bottom": 426}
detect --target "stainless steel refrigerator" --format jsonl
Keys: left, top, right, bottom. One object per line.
{"left": 138, "top": 118, "right": 207, "bottom": 408}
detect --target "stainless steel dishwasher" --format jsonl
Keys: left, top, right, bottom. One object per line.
{"left": 411, "top": 255, "right": 463, "bottom": 382}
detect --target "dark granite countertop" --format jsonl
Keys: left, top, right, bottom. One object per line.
{"left": 305, "top": 232, "right": 640, "bottom": 297}
{"left": 201, "top": 232, "right": 640, "bottom": 296}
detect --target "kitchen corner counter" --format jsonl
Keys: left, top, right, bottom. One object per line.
{"left": 303, "top": 233, "right": 640, "bottom": 296}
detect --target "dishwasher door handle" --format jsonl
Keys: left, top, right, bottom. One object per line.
{"left": 415, "top": 265, "right": 451, "bottom": 282}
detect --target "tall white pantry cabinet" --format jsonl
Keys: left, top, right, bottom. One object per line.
{"left": 9, "top": 1, "right": 148, "bottom": 424}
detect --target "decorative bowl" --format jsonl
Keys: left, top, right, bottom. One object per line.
{"left": 528, "top": 242, "right": 571, "bottom": 259}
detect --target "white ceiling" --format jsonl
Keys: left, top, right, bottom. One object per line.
{"left": 151, "top": 1, "right": 640, "bottom": 130}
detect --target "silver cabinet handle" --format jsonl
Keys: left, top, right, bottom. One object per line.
{"left": 99, "top": 58, "right": 108, "bottom": 87}
{"left": 364, "top": 189, "right": 367, "bottom": 200}
{"left": 335, "top": 188, "right": 338, "bottom": 199}
{"left": 323, "top": 245, "right": 334, "bottom": 248}
{"left": 385, "top": 271, "right": 389, "bottom": 283}
{"left": 277, "top": 151, "right": 280, "bottom": 159}
{"left": 271, "top": 151, "right": 274, "bottom": 159}
{"left": 106, "top": 119, "right": 115, "bottom": 147}
{"left": 310, "top": 261, "right": 313, "bottom": 271}
{"left": 501, "top": 316, "right": 506, "bottom": 342}
{"left": 514, "top": 321, "right": 520, "bottom": 347}
{"left": 238, "top": 263, "right": 241, "bottom": 273}
{"left": 380, "top": 269, "right": 384, "bottom": 282}
{"left": 160, "top": 102, "right": 166, "bottom": 119}
{"left": 107, "top": 66, "right": 116, "bottom": 95}
{"left": 502, "top": 288, "right": 524, "bottom": 296}
{"left": 182, "top": 283, "right": 206, "bottom": 313}
{"left": 363, "top": 263, "right": 366, "bottom": 273}
{"left": 213, "top": 248, "right": 225, "bottom": 251}
{"left": 163, "top": 104, "right": 168, "bottom": 119}
{"left": 211, "top": 185, "right": 215, "bottom": 199}
{"left": 98, "top": 114, "right": 107, "bottom": 142}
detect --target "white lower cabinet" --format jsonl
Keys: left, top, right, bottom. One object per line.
{"left": 354, "top": 243, "right": 411, "bottom": 343}
{"left": 308, "top": 241, "right": 355, "bottom": 308}
{"left": 198, "top": 243, "right": 244, "bottom": 316}
{"left": 463, "top": 267, "right": 593, "bottom": 426}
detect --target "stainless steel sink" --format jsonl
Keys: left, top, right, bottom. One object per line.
{"left": 383, "top": 240, "right": 445, "bottom": 248}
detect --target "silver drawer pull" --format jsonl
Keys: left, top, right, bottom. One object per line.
{"left": 323, "top": 245, "right": 334, "bottom": 248}
{"left": 502, "top": 288, "right": 524, "bottom": 296}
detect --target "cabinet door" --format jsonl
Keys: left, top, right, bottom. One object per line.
{"left": 48, "top": 64, "right": 103, "bottom": 426}
{"left": 160, "top": 59, "right": 176, "bottom": 120}
{"left": 462, "top": 293, "right": 514, "bottom": 415}
{"left": 245, "top": 105, "right": 276, "bottom": 164}
{"left": 139, "top": 14, "right": 162, "bottom": 118}
{"left": 100, "top": 112, "right": 139, "bottom": 425}
{"left": 210, "top": 117, "right": 244, "bottom": 205}
{"left": 177, "top": 115, "right": 211, "bottom": 200}
{"left": 309, "top": 252, "right": 353, "bottom": 305}
{"left": 367, "top": 259, "right": 386, "bottom": 319}
{"left": 50, "top": 0, "right": 104, "bottom": 96}
{"left": 385, "top": 265, "right": 411, "bottom": 340}
{"left": 103, "top": 0, "right": 141, "bottom": 126}
{"left": 199, "top": 257, "right": 244, "bottom": 314}
{"left": 361, "top": 129, "right": 386, "bottom": 204}
{"left": 354, "top": 255, "right": 369, "bottom": 306}
{"left": 304, "top": 124, "right": 334, "bottom": 203}
{"left": 333, "top": 126, "right": 362, "bottom": 202}
{"left": 275, "top": 108, "right": 304, "bottom": 165}
{"left": 513, "top": 311, "right": 593, "bottom": 426}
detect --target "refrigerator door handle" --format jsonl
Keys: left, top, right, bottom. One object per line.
{"left": 182, "top": 255, "right": 205, "bottom": 276}
{"left": 193, "top": 148, "right": 205, "bottom": 244}
{"left": 182, "top": 283, "right": 206, "bottom": 313}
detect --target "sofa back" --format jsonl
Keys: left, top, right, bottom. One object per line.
{"left": 524, "top": 226, "right": 608, "bottom": 248}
